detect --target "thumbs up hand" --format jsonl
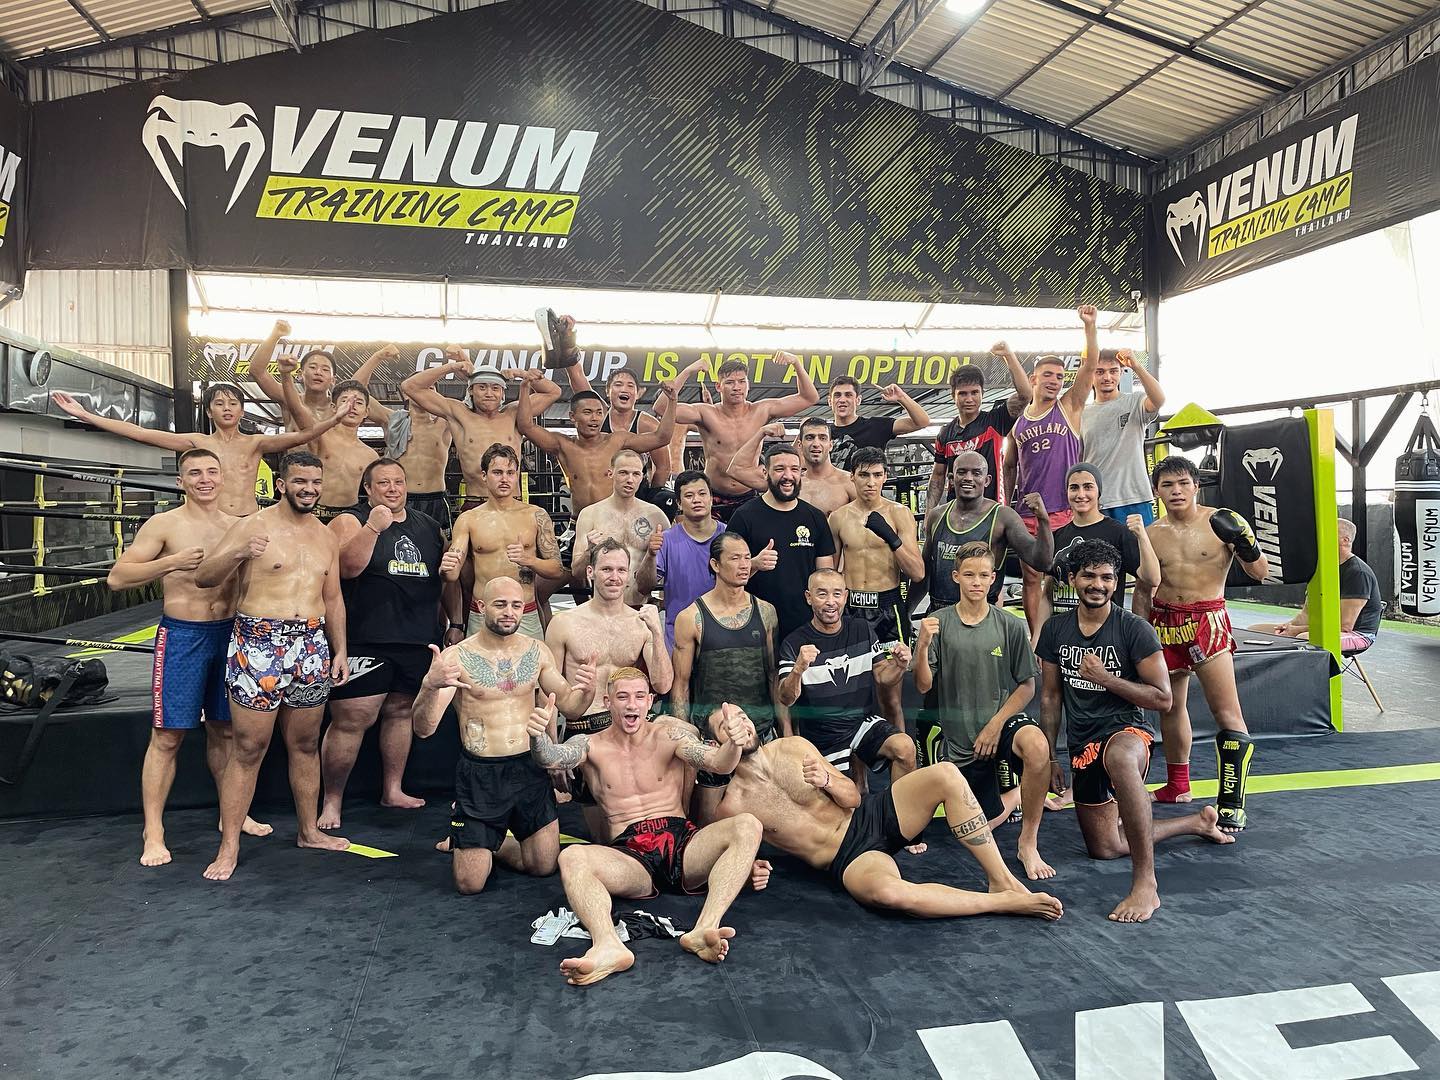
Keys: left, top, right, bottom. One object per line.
{"left": 753, "top": 538, "right": 778, "bottom": 572}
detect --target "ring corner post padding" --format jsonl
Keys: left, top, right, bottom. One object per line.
{"left": 1305, "top": 407, "right": 1343, "bottom": 732}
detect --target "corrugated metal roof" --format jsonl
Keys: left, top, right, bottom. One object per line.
{"left": 5, "top": 0, "right": 1438, "bottom": 164}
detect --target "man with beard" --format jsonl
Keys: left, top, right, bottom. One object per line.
{"left": 318, "top": 458, "right": 459, "bottom": 831}
{"left": 779, "top": 569, "right": 916, "bottom": 784}
{"left": 708, "top": 723, "right": 1062, "bottom": 921}
{"left": 727, "top": 418, "right": 856, "bottom": 514}
{"left": 195, "top": 451, "right": 351, "bottom": 881}
{"left": 546, "top": 538, "right": 673, "bottom": 834}
{"left": 671, "top": 532, "right": 785, "bottom": 819}
{"left": 412, "top": 576, "right": 596, "bottom": 895}
{"left": 445, "top": 443, "right": 565, "bottom": 641}
{"left": 658, "top": 354, "right": 819, "bottom": 522}
{"left": 277, "top": 355, "right": 378, "bottom": 521}
{"left": 1006, "top": 308, "right": 1099, "bottom": 639}
{"left": 1144, "top": 456, "right": 1268, "bottom": 831}
{"left": 827, "top": 376, "right": 930, "bottom": 472}
{"left": 401, "top": 348, "right": 563, "bottom": 507}
{"left": 926, "top": 343, "right": 1032, "bottom": 510}
{"left": 725, "top": 443, "right": 838, "bottom": 646}
{"left": 1037, "top": 539, "right": 1234, "bottom": 923}
{"left": 108, "top": 449, "right": 272, "bottom": 866}
{"left": 529, "top": 671, "right": 765, "bottom": 986}
{"left": 51, "top": 384, "right": 345, "bottom": 517}
{"left": 656, "top": 471, "right": 725, "bottom": 652}
{"left": 570, "top": 449, "right": 671, "bottom": 608}
{"left": 921, "top": 451, "right": 1054, "bottom": 611}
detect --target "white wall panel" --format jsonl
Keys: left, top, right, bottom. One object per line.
{"left": 0, "top": 270, "right": 172, "bottom": 385}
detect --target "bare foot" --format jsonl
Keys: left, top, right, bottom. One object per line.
{"left": 750, "top": 859, "right": 772, "bottom": 891}
{"left": 241, "top": 816, "right": 273, "bottom": 837}
{"left": 990, "top": 872, "right": 1032, "bottom": 896}
{"left": 1197, "top": 805, "right": 1239, "bottom": 844}
{"left": 297, "top": 831, "right": 350, "bottom": 852}
{"left": 1018, "top": 844, "right": 1056, "bottom": 880}
{"left": 904, "top": 842, "right": 928, "bottom": 855}
{"left": 1109, "top": 884, "right": 1160, "bottom": 923}
{"left": 203, "top": 850, "right": 237, "bottom": 881}
{"left": 381, "top": 791, "right": 425, "bottom": 810}
{"left": 680, "top": 926, "right": 735, "bottom": 964}
{"left": 316, "top": 804, "right": 342, "bottom": 830}
{"left": 1150, "top": 784, "right": 1193, "bottom": 804}
{"left": 995, "top": 890, "right": 1063, "bottom": 920}
{"left": 1044, "top": 788, "right": 1071, "bottom": 811}
{"left": 435, "top": 836, "right": 452, "bottom": 854}
{"left": 140, "top": 834, "right": 172, "bottom": 867}
{"left": 561, "top": 942, "right": 635, "bottom": 986}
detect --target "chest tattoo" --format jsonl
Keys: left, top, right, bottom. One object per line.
{"left": 458, "top": 643, "right": 540, "bottom": 692}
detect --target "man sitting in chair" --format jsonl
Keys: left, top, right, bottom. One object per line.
{"left": 1251, "top": 518, "right": 1383, "bottom": 654}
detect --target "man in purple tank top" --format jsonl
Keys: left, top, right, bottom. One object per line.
{"left": 1005, "top": 306, "right": 1099, "bottom": 641}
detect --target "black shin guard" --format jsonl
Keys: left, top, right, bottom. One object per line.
{"left": 1215, "top": 730, "right": 1254, "bottom": 829}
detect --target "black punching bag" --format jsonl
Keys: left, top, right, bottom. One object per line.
{"left": 1396, "top": 409, "right": 1440, "bottom": 617}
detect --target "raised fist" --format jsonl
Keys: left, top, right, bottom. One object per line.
{"left": 990, "top": 340, "right": 1010, "bottom": 356}
{"left": 273, "top": 319, "right": 291, "bottom": 337}
{"left": 637, "top": 604, "right": 663, "bottom": 635}
{"left": 1078, "top": 651, "right": 1109, "bottom": 684}
{"left": 918, "top": 616, "right": 940, "bottom": 641}
{"left": 763, "top": 422, "right": 787, "bottom": 438}
{"left": 245, "top": 533, "right": 271, "bottom": 559}
{"left": 1115, "top": 348, "right": 1135, "bottom": 369}
{"left": 801, "top": 756, "right": 830, "bottom": 790}
{"left": 794, "top": 643, "right": 819, "bottom": 672}
{"left": 276, "top": 353, "right": 298, "bottom": 377}
{"left": 1023, "top": 492, "right": 1047, "bottom": 518}
{"left": 1126, "top": 513, "right": 1145, "bottom": 535}
{"left": 440, "top": 549, "right": 463, "bottom": 577}
{"left": 1077, "top": 305, "right": 1098, "bottom": 326}
{"left": 367, "top": 504, "right": 394, "bottom": 534}
{"left": 774, "top": 351, "right": 799, "bottom": 369}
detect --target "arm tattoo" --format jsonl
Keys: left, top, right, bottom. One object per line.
{"left": 532, "top": 731, "right": 589, "bottom": 768}
{"left": 951, "top": 816, "right": 995, "bottom": 848}
{"left": 534, "top": 508, "right": 559, "bottom": 560}
{"left": 674, "top": 732, "right": 717, "bottom": 770}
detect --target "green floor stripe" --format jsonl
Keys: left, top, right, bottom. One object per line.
{"left": 1229, "top": 601, "right": 1440, "bottom": 639}
{"left": 345, "top": 843, "right": 398, "bottom": 859}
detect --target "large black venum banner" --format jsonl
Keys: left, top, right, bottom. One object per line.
{"left": 0, "top": 80, "right": 25, "bottom": 294}
{"left": 27, "top": 0, "right": 1143, "bottom": 307}
{"left": 1154, "top": 52, "right": 1440, "bottom": 297}
{"left": 1218, "top": 418, "right": 1317, "bottom": 587}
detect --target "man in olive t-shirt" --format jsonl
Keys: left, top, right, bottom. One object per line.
{"left": 913, "top": 542, "right": 1055, "bottom": 881}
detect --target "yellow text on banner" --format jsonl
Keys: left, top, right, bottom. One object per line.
{"left": 1207, "top": 173, "right": 1353, "bottom": 257}
{"left": 255, "top": 175, "right": 578, "bottom": 235}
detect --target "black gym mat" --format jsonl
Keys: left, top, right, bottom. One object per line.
{"left": 4, "top": 730, "right": 1439, "bottom": 1080}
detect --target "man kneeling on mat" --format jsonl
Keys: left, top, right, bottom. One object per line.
{"left": 1036, "top": 539, "right": 1234, "bottom": 923}
{"left": 708, "top": 724, "right": 1062, "bottom": 920}
{"left": 528, "top": 669, "right": 764, "bottom": 987}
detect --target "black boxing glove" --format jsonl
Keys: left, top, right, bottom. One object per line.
{"left": 1209, "top": 508, "right": 1262, "bottom": 563}
{"left": 864, "top": 511, "right": 903, "bottom": 551}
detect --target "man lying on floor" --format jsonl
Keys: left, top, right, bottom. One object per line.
{"left": 699, "top": 717, "right": 1062, "bottom": 921}
{"left": 528, "top": 668, "right": 764, "bottom": 987}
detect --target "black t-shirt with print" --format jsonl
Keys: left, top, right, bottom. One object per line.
{"left": 727, "top": 497, "right": 837, "bottom": 642}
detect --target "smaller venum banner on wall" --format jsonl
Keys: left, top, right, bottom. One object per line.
{"left": 1153, "top": 51, "right": 1440, "bottom": 296}
{"left": 28, "top": 0, "right": 1143, "bottom": 308}
{"left": 189, "top": 339, "right": 1121, "bottom": 394}
{"left": 0, "top": 80, "right": 25, "bottom": 293}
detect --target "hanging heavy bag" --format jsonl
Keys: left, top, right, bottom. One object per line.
{"left": 1396, "top": 408, "right": 1440, "bottom": 618}
{"left": 0, "top": 652, "right": 111, "bottom": 785}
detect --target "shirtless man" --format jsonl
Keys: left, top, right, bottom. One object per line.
{"left": 276, "top": 354, "right": 377, "bottom": 519}
{"left": 518, "top": 380, "right": 675, "bottom": 515}
{"left": 709, "top": 726, "right": 1062, "bottom": 920}
{"left": 921, "top": 452, "right": 1055, "bottom": 614}
{"left": 402, "top": 349, "right": 562, "bottom": 505}
{"left": 445, "top": 443, "right": 564, "bottom": 640}
{"left": 107, "top": 448, "right": 271, "bottom": 865}
{"left": 1145, "top": 456, "right": 1268, "bottom": 831}
{"left": 660, "top": 354, "right": 819, "bottom": 521}
{"left": 727, "top": 417, "right": 857, "bottom": 515}
{"left": 562, "top": 361, "right": 675, "bottom": 490}
{"left": 412, "top": 575, "right": 594, "bottom": 894}
{"left": 194, "top": 451, "right": 351, "bottom": 881}
{"left": 570, "top": 449, "right": 670, "bottom": 607}
{"left": 529, "top": 671, "right": 765, "bottom": 985}
{"left": 248, "top": 321, "right": 341, "bottom": 433}
{"left": 51, "top": 385, "right": 342, "bottom": 517}
{"left": 825, "top": 447, "right": 924, "bottom": 733}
